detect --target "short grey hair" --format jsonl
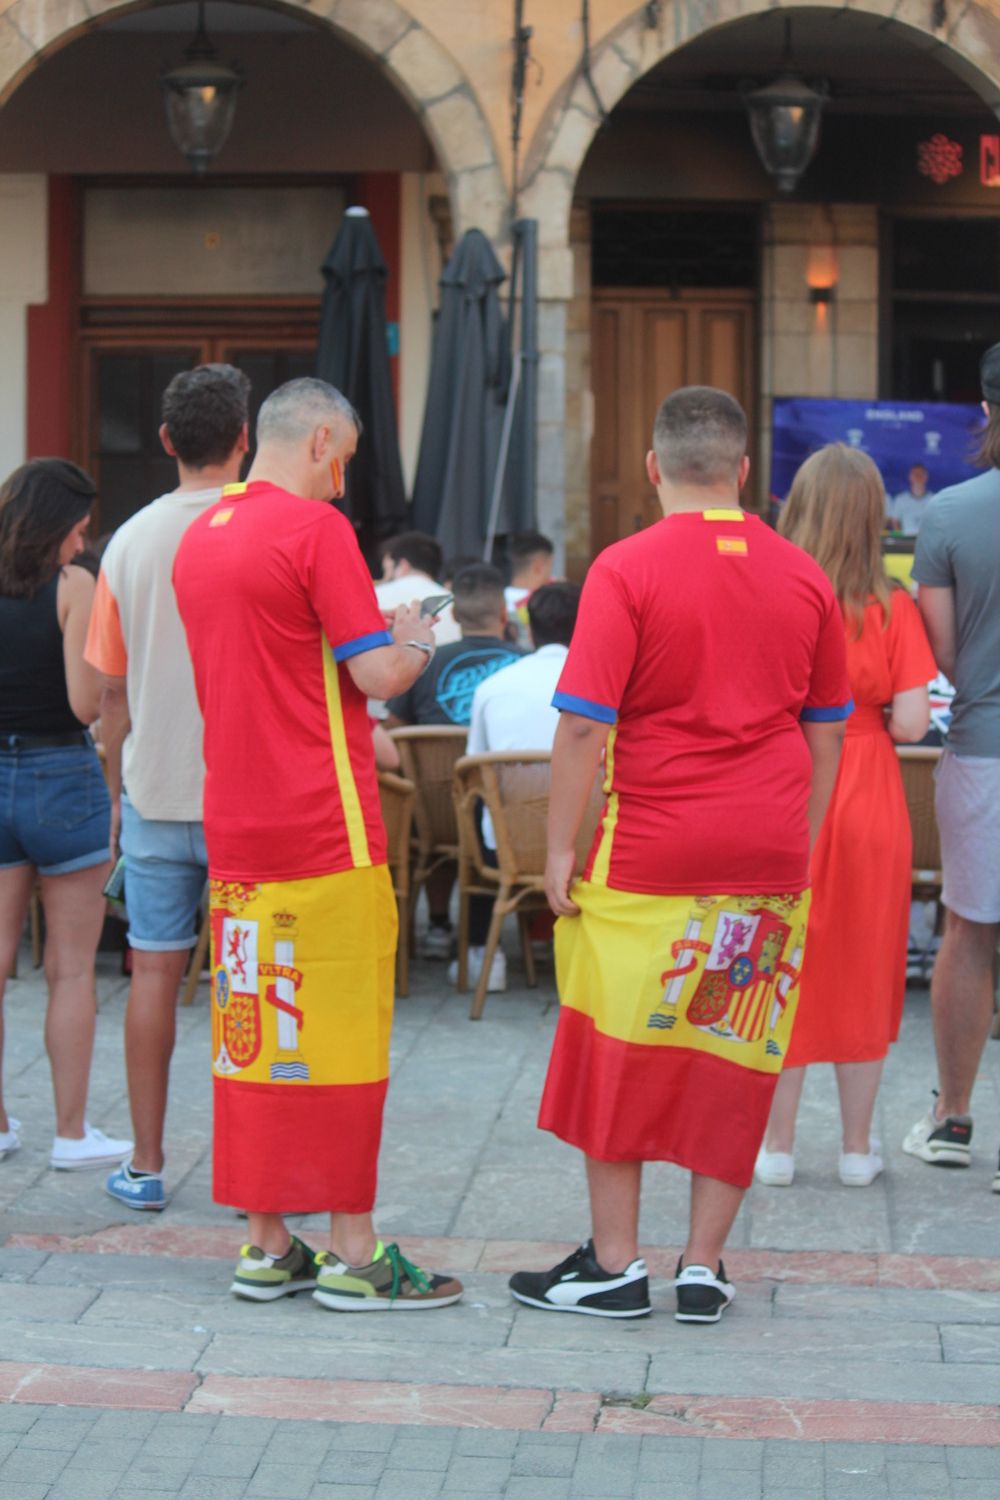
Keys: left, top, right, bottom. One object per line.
{"left": 256, "top": 377, "right": 362, "bottom": 446}
{"left": 652, "top": 386, "right": 747, "bottom": 487}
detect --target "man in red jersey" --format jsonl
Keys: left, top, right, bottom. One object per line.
{"left": 509, "top": 387, "right": 851, "bottom": 1325}
{"left": 174, "top": 378, "right": 462, "bottom": 1312}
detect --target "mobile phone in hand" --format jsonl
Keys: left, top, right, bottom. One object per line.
{"left": 102, "top": 855, "right": 126, "bottom": 902}
{"left": 420, "top": 592, "right": 454, "bottom": 618}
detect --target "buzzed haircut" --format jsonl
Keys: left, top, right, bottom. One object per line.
{"left": 161, "top": 363, "right": 251, "bottom": 468}
{"left": 509, "top": 530, "right": 554, "bottom": 567}
{"left": 452, "top": 563, "right": 505, "bottom": 631}
{"left": 652, "top": 386, "right": 747, "bottom": 488}
{"left": 256, "top": 377, "right": 361, "bottom": 447}
{"left": 381, "top": 531, "right": 442, "bottom": 581}
{"left": 527, "top": 580, "right": 581, "bottom": 648}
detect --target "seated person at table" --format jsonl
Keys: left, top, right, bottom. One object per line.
{"left": 376, "top": 531, "right": 460, "bottom": 644}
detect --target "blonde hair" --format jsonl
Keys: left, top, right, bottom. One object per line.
{"left": 778, "top": 443, "right": 892, "bottom": 637}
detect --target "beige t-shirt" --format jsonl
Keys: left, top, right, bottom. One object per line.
{"left": 85, "top": 488, "right": 220, "bottom": 821}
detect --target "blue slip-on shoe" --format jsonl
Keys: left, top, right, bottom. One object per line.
{"left": 105, "top": 1159, "right": 168, "bottom": 1212}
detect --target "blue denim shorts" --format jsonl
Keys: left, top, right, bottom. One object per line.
{"left": 0, "top": 742, "right": 110, "bottom": 876}
{"left": 120, "top": 793, "right": 208, "bottom": 951}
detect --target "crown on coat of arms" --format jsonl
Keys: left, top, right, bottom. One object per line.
{"left": 272, "top": 910, "right": 298, "bottom": 931}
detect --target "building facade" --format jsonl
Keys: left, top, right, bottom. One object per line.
{"left": 2, "top": 0, "right": 1000, "bottom": 571}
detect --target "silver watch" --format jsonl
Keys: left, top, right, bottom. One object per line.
{"left": 403, "top": 639, "right": 434, "bottom": 658}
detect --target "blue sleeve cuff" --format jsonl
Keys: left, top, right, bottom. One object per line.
{"left": 800, "top": 699, "right": 855, "bottom": 723}
{"left": 332, "top": 629, "right": 394, "bottom": 662}
{"left": 552, "top": 691, "right": 617, "bottom": 725}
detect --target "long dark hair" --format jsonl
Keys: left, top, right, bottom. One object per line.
{"left": 975, "top": 402, "right": 1000, "bottom": 470}
{"left": 0, "top": 459, "right": 97, "bottom": 598}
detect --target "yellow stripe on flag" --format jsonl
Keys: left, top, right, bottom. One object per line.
{"left": 321, "top": 638, "right": 371, "bottom": 869}
{"left": 589, "top": 729, "right": 618, "bottom": 886}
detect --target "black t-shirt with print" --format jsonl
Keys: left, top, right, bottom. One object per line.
{"left": 387, "top": 635, "right": 524, "bottom": 726}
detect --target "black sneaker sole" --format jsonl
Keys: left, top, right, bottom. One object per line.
{"left": 510, "top": 1289, "right": 651, "bottom": 1319}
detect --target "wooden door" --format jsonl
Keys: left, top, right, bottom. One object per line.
{"left": 591, "top": 289, "right": 756, "bottom": 556}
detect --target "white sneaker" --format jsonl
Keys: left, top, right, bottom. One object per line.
{"left": 420, "top": 925, "right": 454, "bottom": 960}
{"left": 839, "top": 1146, "right": 884, "bottom": 1187}
{"left": 447, "top": 946, "right": 507, "bottom": 993}
{"left": 754, "top": 1146, "right": 794, "bottom": 1186}
{"left": 0, "top": 1119, "right": 21, "bottom": 1160}
{"left": 50, "top": 1123, "right": 133, "bottom": 1171}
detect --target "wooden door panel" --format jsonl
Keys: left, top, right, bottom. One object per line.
{"left": 699, "top": 307, "right": 751, "bottom": 411}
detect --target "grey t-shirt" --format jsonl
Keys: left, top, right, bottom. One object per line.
{"left": 912, "top": 469, "right": 1000, "bottom": 757}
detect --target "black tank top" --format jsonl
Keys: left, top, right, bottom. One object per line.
{"left": 0, "top": 571, "right": 84, "bottom": 734}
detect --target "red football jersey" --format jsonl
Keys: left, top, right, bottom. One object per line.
{"left": 173, "top": 481, "right": 392, "bottom": 881}
{"left": 554, "top": 509, "right": 853, "bottom": 895}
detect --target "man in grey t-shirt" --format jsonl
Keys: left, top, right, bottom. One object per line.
{"left": 903, "top": 343, "right": 1000, "bottom": 1192}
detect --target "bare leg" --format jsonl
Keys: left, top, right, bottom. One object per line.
{"left": 931, "top": 910, "right": 999, "bottom": 1118}
{"left": 39, "top": 862, "right": 109, "bottom": 1138}
{"left": 835, "top": 1059, "right": 884, "bottom": 1154}
{"left": 247, "top": 1213, "right": 291, "bottom": 1257}
{"left": 0, "top": 867, "right": 36, "bottom": 1134}
{"left": 764, "top": 1066, "right": 806, "bottom": 1154}
{"left": 125, "top": 949, "right": 188, "bottom": 1173}
{"left": 586, "top": 1156, "right": 642, "bottom": 1272}
{"left": 684, "top": 1172, "right": 744, "bottom": 1269}
{"left": 329, "top": 1214, "right": 378, "bottom": 1266}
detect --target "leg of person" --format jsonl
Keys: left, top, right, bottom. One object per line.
{"left": 904, "top": 911, "right": 999, "bottom": 1166}
{"left": 837, "top": 1057, "right": 885, "bottom": 1185}
{"left": 41, "top": 862, "right": 131, "bottom": 1166}
{"left": 231, "top": 1212, "right": 322, "bottom": 1301}
{"left": 674, "top": 1173, "right": 742, "bottom": 1323}
{"left": 107, "top": 808, "right": 209, "bottom": 1210}
{"left": 0, "top": 864, "right": 35, "bottom": 1156}
{"left": 507, "top": 1156, "right": 650, "bottom": 1318}
{"left": 422, "top": 864, "right": 456, "bottom": 957}
{"left": 313, "top": 1210, "right": 464, "bottom": 1313}
{"left": 756, "top": 1065, "right": 805, "bottom": 1185}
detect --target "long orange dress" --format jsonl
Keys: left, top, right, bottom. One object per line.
{"left": 785, "top": 590, "right": 936, "bottom": 1066}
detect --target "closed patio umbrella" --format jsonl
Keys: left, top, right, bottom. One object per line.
{"left": 316, "top": 206, "right": 407, "bottom": 548}
{"left": 411, "top": 229, "right": 510, "bottom": 555}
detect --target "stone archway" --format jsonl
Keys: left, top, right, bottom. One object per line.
{"left": 0, "top": 0, "right": 507, "bottom": 239}
{"left": 518, "top": 0, "right": 1000, "bottom": 573}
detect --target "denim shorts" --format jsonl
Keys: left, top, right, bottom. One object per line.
{"left": 0, "top": 742, "right": 110, "bottom": 876}
{"left": 120, "top": 792, "right": 208, "bottom": 951}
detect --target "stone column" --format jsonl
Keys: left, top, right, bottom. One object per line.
{"left": 0, "top": 175, "right": 47, "bottom": 478}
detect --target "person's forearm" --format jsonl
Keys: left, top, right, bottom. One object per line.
{"left": 548, "top": 713, "right": 609, "bottom": 854}
{"left": 804, "top": 726, "right": 844, "bottom": 854}
{"left": 99, "top": 680, "right": 130, "bottom": 801}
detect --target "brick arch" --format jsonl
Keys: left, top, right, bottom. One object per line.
{"left": 0, "top": 0, "right": 507, "bottom": 237}
{"left": 520, "top": 0, "right": 1000, "bottom": 290}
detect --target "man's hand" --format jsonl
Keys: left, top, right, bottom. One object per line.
{"left": 390, "top": 601, "right": 435, "bottom": 651}
{"left": 545, "top": 848, "right": 580, "bottom": 918}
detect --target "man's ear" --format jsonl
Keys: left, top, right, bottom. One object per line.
{"left": 645, "top": 449, "right": 662, "bottom": 488}
{"left": 737, "top": 455, "right": 751, "bottom": 490}
{"left": 311, "top": 424, "right": 331, "bottom": 463}
{"left": 236, "top": 423, "right": 250, "bottom": 455}
{"left": 159, "top": 423, "right": 178, "bottom": 459}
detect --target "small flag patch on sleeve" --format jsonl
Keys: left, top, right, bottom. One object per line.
{"left": 717, "top": 536, "right": 748, "bottom": 555}
{"left": 209, "top": 508, "right": 235, "bottom": 528}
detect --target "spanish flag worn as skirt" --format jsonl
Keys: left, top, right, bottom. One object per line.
{"left": 209, "top": 865, "right": 396, "bottom": 1214}
{"left": 538, "top": 882, "right": 810, "bottom": 1188}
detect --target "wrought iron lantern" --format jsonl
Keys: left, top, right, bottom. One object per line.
{"left": 742, "top": 22, "right": 828, "bottom": 194}
{"left": 160, "top": 1, "right": 244, "bottom": 174}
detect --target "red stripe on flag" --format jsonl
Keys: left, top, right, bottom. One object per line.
{"left": 538, "top": 1006, "right": 776, "bottom": 1187}
{"left": 213, "top": 1076, "right": 388, "bottom": 1213}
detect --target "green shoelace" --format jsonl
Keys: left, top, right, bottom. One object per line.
{"left": 384, "top": 1241, "right": 431, "bottom": 1301}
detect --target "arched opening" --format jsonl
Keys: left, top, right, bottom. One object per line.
{"left": 0, "top": 0, "right": 504, "bottom": 524}
{"left": 527, "top": 6, "right": 1000, "bottom": 570}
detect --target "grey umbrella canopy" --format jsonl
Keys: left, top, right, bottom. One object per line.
{"left": 316, "top": 206, "right": 407, "bottom": 550}
{"left": 411, "top": 229, "right": 510, "bottom": 555}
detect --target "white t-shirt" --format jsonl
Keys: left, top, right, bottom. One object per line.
{"left": 466, "top": 644, "right": 569, "bottom": 848}
{"left": 374, "top": 572, "right": 460, "bottom": 644}
{"left": 85, "top": 488, "right": 220, "bottom": 821}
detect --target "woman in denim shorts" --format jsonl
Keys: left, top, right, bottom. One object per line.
{"left": 0, "top": 460, "right": 132, "bottom": 1172}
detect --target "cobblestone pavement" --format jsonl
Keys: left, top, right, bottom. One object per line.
{"left": 0, "top": 935, "right": 998, "bottom": 1498}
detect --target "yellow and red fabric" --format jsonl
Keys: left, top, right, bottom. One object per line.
{"left": 552, "top": 510, "right": 853, "bottom": 896}
{"left": 539, "top": 883, "right": 810, "bottom": 1188}
{"left": 210, "top": 866, "right": 396, "bottom": 1213}
{"left": 172, "top": 481, "right": 393, "bottom": 882}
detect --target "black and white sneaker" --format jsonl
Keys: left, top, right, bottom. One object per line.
{"left": 674, "top": 1259, "right": 735, "bottom": 1324}
{"left": 992, "top": 1150, "right": 1000, "bottom": 1195}
{"left": 509, "top": 1240, "right": 650, "bottom": 1318}
{"left": 903, "top": 1096, "right": 973, "bottom": 1167}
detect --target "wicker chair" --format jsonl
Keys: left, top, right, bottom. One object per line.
{"left": 452, "top": 751, "right": 604, "bottom": 1020}
{"left": 378, "top": 769, "right": 416, "bottom": 997}
{"left": 389, "top": 725, "right": 468, "bottom": 935}
{"left": 896, "top": 745, "right": 943, "bottom": 895}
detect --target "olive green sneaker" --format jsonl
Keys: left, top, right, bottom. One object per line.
{"left": 230, "top": 1235, "right": 319, "bottom": 1302}
{"left": 313, "top": 1239, "right": 463, "bottom": 1312}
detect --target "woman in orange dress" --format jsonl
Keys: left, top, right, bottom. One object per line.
{"left": 756, "top": 444, "right": 936, "bottom": 1188}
